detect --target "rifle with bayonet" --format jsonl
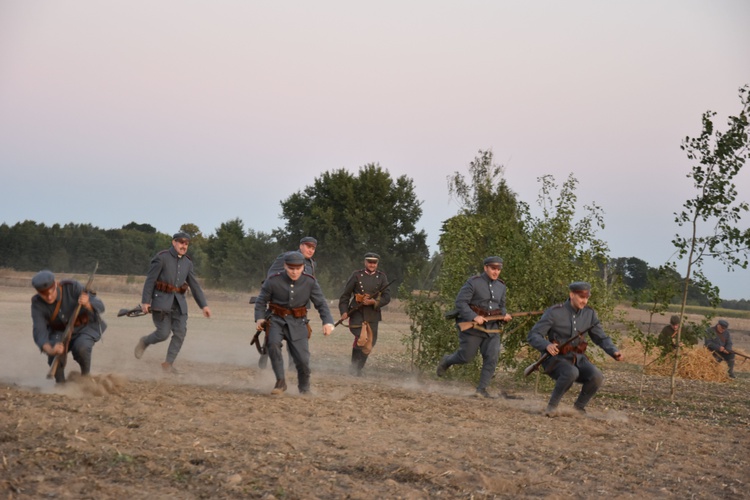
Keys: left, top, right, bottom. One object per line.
{"left": 334, "top": 278, "right": 398, "bottom": 327}
{"left": 457, "top": 310, "right": 544, "bottom": 332}
{"left": 523, "top": 322, "right": 599, "bottom": 377}
{"left": 47, "top": 262, "right": 98, "bottom": 380}
{"left": 117, "top": 305, "right": 150, "bottom": 317}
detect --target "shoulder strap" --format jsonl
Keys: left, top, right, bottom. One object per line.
{"left": 50, "top": 284, "right": 64, "bottom": 322}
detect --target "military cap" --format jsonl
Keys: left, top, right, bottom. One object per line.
{"left": 284, "top": 251, "right": 305, "bottom": 266}
{"left": 670, "top": 315, "right": 681, "bottom": 325}
{"left": 300, "top": 236, "right": 317, "bottom": 247}
{"left": 364, "top": 252, "right": 380, "bottom": 261}
{"left": 172, "top": 232, "right": 191, "bottom": 241}
{"left": 32, "top": 270, "right": 56, "bottom": 291}
{"left": 718, "top": 319, "right": 729, "bottom": 329}
{"left": 483, "top": 256, "right": 504, "bottom": 266}
{"left": 569, "top": 281, "right": 591, "bottom": 297}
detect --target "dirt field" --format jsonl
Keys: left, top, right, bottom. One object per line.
{"left": 1, "top": 273, "right": 748, "bottom": 499}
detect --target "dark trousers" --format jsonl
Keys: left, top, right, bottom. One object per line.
{"left": 46, "top": 328, "right": 100, "bottom": 381}
{"left": 443, "top": 329, "right": 501, "bottom": 390}
{"left": 543, "top": 355, "right": 603, "bottom": 410}
{"left": 711, "top": 350, "right": 736, "bottom": 376}
{"left": 350, "top": 321, "right": 379, "bottom": 374}
{"left": 145, "top": 300, "right": 188, "bottom": 363}
{"left": 268, "top": 325, "right": 311, "bottom": 391}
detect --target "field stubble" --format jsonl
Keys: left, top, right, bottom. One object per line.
{"left": 0, "top": 274, "right": 748, "bottom": 499}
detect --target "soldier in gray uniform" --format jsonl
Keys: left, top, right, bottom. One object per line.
{"left": 134, "top": 232, "right": 212, "bottom": 373}
{"left": 266, "top": 236, "right": 318, "bottom": 278}
{"left": 338, "top": 252, "right": 392, "bottom": 376}
{"left": 436, "top": 256, "right": 514, "bottom": 398}
{"left": 30, "top": 270, "right": 107, "bottom": 383}
{"left": 260, "top": 236, "right": 318, "bottom": 369}
{"left": 705, "top": 319, "right": 735, "bottom": 378}
{"left": 254, "top": 251, "right": 334, "bottom": 395}
{"left": 527, "top": 282, "right": 623, "bottom": 416}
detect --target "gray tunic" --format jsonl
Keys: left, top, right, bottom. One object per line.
{"left": 141, "top": 246, "right": 208, "bottom": 314}
{"left": 31, "top": 280, "right": 107, "bottom": 350}
{"left": 254, "top": 272, "right": 333, "bottom": 340}
{"left": 455, "top": 273, "right": 508, "bottom": 330}
{"left": 527, "top": 300, "right": 619, "bottom": 361}
{"left": 704, "top": 325, "right": 732, "bottom": 352}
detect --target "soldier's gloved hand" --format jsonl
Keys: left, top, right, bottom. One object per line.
{"left": 323, "top": 323, "right": 334, "bottom": 336}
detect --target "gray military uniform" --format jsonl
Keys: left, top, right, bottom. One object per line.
{"left": 31, "top": 280, "right": 107, "bottom": 381}
{"left": 704, "top": 325, "right": 735, "bottom": 378}
{"left": 267, "top": 252, "right": 316, "bottom": 278}
{"left": 254, "top": 271, "right": 333, "bottom": 392}
{"left": 527, "top": 300, "right": 619, "bottom": 411}
{"left": 441, "top": 272, "right": 508, "bottom": 391}
{"left": 141, "top": 246, "right": 208, "bottom": 364}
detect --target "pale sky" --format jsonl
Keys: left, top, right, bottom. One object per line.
{"left": 1, "top": 1, "right": 749, "bottom": 299}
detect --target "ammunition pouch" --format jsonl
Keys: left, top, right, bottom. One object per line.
{"left": 155, "top": 281, "right": 189, "bottom": 294}
{"left": 269, "top": 303, "right": 308, "bottom": 318}
{"left": 558, "top": 340, "right": 588, "bottom": 355}
{"left": 470, "top": 305, "right": 499, "bottom": 317}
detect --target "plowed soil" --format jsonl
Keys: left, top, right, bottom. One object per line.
{"left": 1, "top": 276, "right": 748, "bottom": 499}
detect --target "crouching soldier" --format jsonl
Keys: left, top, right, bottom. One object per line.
{"left": 254, "top": 252, "right": 334, "bottom": 395}
{"left": 705, "top": 320, "right": 735, "bottom": 379}
{"left": 527, "top": 282, "right": 622, "bottom": 416}
{"left": 30, "top": 270, "right": 107, "bottom": 383}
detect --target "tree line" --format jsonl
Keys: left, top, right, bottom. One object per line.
{"left": 0, "top": 163, "right": 745, "bottom": 307}
{"left": 0, "top": 165, "right": 430, "bottom": 297}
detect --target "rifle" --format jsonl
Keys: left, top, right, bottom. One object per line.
{"left": 47, "top": 262, "right": 98, "bottom": 379}
{"left": 117, "top": 305, "right": 150, "bottom": 318}
{"left": 457, "top": 310, "right": 544, "bottom": 332}
{"left": 334, "top": 278, "right": 398, "bottom": 327}
{"left": 728, "top": 349, "right": 749, "bottom": 362}
{"left": 251, "top": 320, "right": 269, "bottom": 355}
{"left": 523, "top": 322, "right": 599, "bottom": 377}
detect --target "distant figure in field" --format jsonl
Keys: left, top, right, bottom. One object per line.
{"left": 705, "top": 319, "right": 735, "bottom": 379}
{"left": 134, "top": 232, "right": 211, "bottom": 374}
{"left": 30, "top": 270, "right": 107, "bottom": 383}
{"left": 657, "top": 315, "right": 683, "bottom": 353}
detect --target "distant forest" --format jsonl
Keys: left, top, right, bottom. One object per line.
{"left": 1, "top": 220, "right": 748, "bottom": 310}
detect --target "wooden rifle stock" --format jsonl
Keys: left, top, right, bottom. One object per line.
{"left": 334, "top": 278, "right": 398, "bottom": 327}
{"left": 47, "top": 262, "right": 98, "bottom": 379}
{"left": 523, "top": 322, "right": 599, "bottom": 377}
{"left": 457, "top": 310, "right": 544, "bottom": 332}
